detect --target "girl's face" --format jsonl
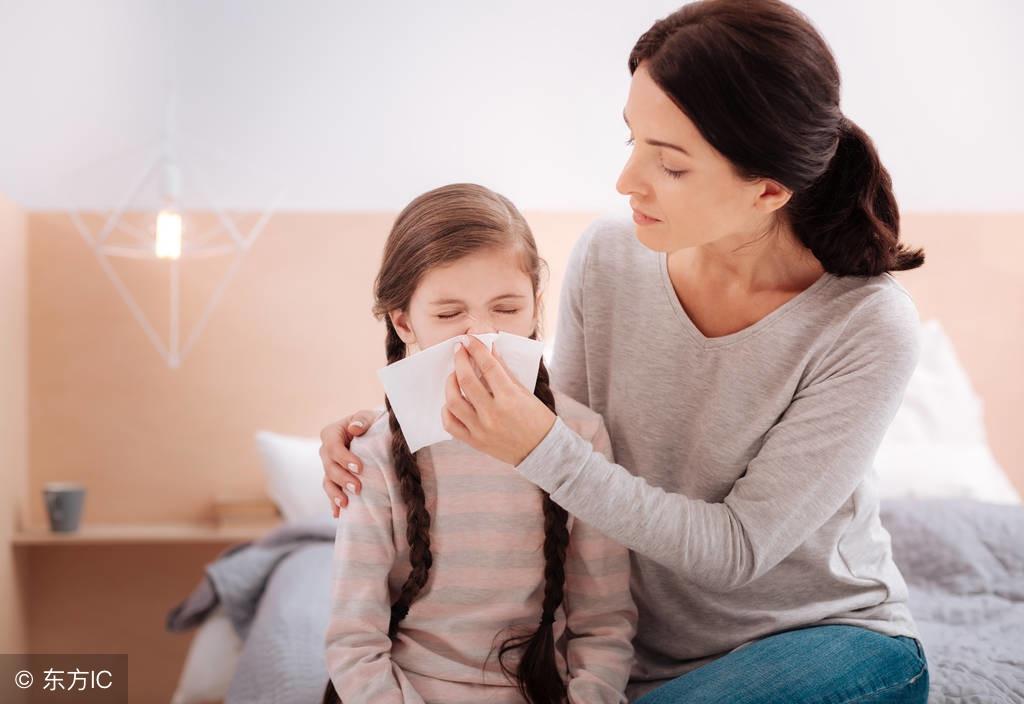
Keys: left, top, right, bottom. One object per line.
{"left": 389, "top": 246, "right": 540, "bottom": 353}
{"left": 615, "top": 62, "right": 792, "bottom": 253}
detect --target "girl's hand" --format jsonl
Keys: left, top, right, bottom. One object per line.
{"left": 320, "top": 410, "right": 384, "bottom": 517}
{"left": 443, "top": 336, "right": 556, "bottom": 466}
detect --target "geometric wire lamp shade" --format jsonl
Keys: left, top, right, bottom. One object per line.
{"left": 68, "top": 152, "right": 282, "bottom": 369}
{"left": 65, "top": 5, "right": 283, "bottom": 370}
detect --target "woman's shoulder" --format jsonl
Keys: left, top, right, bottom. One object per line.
{"left": 807, "top": 272, "right": 922, "bottom": 380}
{"left": 568, "top": 214, "right": 650, "bottom": 281}
{"left": 578, "top": 213, "right": 645, "bottom": 256}
{"left": 551, "top": 389, "right": 607, "bottom": 442}
{"left": 825, "top": 271, "right": 920, "bottom": 337}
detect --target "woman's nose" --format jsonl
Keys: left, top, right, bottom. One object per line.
{"left": 616, "top": 152, "right": 644, "bottom": 197}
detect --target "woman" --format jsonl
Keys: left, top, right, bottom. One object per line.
{"left": 319, "top": 0, "right": 930, "bottom": 701}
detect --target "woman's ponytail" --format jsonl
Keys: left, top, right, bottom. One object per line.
{"left": 788, "top": 117, "right": 924, "bottom": 276}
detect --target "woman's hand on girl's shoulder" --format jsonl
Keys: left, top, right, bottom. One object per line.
{"left": 320, "top": 409, "right": 385, "bottom": 517}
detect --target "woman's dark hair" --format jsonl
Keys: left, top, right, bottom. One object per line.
{"left": 323, "top": 183, "right": 570, "bottom": 704}
{"left": 629, "top": 0, "right": 924, "bottom": 276}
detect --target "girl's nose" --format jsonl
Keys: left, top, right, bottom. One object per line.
{"left": 465, "top": 313, "right": 497, "bottom": 336}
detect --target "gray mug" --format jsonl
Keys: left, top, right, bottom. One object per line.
{"left": 43, "top": 483, "right": 86, "bottom": 532}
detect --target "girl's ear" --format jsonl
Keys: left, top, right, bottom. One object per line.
{"left": 389, "top": 310, "right": 416, "bottom": 345}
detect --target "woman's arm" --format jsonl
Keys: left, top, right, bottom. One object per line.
{"left": 323, "top": 452, "right": 425, "bottom": 704}
{"left": 563, "top": 421, "right": 637, "bottom": 704}
{"left": 514, "top": 295, "right": 921, "bottom": 594}
{"left": 451, "top": 286, "right": 921, "bottom": 592}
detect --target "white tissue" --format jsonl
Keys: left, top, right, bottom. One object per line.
{"left": 377, "top": 331, "right": 546, "bottom": 452}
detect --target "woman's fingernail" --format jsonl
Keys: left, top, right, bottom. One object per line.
{"left": 347, "top": 462, "right": 360, "bottom": 473}
{"left": 346, "top": 482, "right": 357, "bottom": 494}
{"left": 334, "top": 497, "right": 342, "bottom": 507}
{"left": 349, "top": 420, "right": 365, "bottom": 429}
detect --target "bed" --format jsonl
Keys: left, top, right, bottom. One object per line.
{"left": 165, "top": 320, "right": 1024, "bottom": 703}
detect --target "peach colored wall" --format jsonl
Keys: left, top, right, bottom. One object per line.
{"left": 25, "top": 211, "right": 592, "bottom": 528}
{"left": 23, "top": 210, "right": 1024, "bottom": 531}
{"left": 896, "top": 213, "right": 1024, "bottom": 485}
{"left": 1, "top": 193, "right": 29, "bottom": 653}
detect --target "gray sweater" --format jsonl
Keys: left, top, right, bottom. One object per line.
{"left": 516, "top": 216, "right": 921, "bottom": 699}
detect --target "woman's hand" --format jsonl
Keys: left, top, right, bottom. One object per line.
{"left": 320, "top": 409, "right": 384, "bottom": 517}
{"left": 442, "top": 336, "right": 556, "bottom": 466}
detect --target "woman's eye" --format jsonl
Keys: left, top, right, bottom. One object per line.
{"left": 437, "top": 312, "right": 461, "bottom": 319}
{"left": 627, "top": 135, "right": 684, "bottom": 178}
{"left": 496, "top": 309, "right": 519, "bottom": 315}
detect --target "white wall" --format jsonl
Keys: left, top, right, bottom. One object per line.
{"left": 0, "top": 0, "right": 1020, "bottom": 212}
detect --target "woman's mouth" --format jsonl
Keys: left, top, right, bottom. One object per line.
{"left": 632, "top": 209, "right": 661, "bottom": 225}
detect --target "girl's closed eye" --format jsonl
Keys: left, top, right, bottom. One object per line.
{"left": 436, "top": 308, "right": 519, "bottom": 320}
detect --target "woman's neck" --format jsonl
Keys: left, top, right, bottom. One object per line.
{"left": 682, "top": 223, "right": 826, "bottom": 296}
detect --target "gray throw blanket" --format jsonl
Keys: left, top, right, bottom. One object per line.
{"left": 167, "top": 519, "right": 336, "bottom": 640}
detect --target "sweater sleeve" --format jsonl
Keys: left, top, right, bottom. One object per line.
{"left": 516, "top": 293, "right": 921, "bottom": 594}
{"left": 323, "top": 450, "right": 426, "bottom": 704}
{"left": 563, "top": 419, "right": 637, "bottom": 704}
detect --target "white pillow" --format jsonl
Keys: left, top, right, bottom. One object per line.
{"left": 254, "top": 430, "right": 334, "bottom": 522}
{"left": 170, "top": 606, "right": 243, "bottom": 704}
{"left": 873, "top": 441, "right": 1020, "bottom": 504}
{"left": 874, "top": 319, "right": 1021, "bottom": 505}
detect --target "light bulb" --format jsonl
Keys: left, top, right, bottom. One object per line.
{"left": 156, "top": 209, "right": 182, "bottom": 259}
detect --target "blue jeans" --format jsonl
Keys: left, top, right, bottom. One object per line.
{"left": 634, "top": 625, "right": 929, "bottom": 704}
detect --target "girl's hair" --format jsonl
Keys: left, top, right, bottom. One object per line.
{"left": 629, "top": 0, "right": 925, "bottom": 276}
{"left": 376, "top": 183, "right": 569, "bottom": 704}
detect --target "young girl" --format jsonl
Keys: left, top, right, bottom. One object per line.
{"left": 322, "top": 183, "right": 637, "bottom": 704}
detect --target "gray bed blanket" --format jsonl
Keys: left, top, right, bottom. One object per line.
{"left": 881, "top": 498, "right": 1024, "bottom": 703}
{"left": 166, "top": 519, "right": 337, "bottom": 703}
{"left": 168, "top": 501, "right": 1024, "bottom": 703}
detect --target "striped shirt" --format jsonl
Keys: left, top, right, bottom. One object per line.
{"left": 324, "top": 389, "right": 637, "bottom": 704}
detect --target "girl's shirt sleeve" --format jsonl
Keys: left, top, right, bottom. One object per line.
{"left": 563, "top": 418, "right": 637, "bottom": 704}
{"left": 323, "top": 447, "right": 426, "bottom": 704}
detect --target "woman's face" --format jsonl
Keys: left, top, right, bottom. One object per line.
{"left": 389, "top": 247, "right": 539, "bottom": 353}
{"left": 616, "top": 62, "right": 791, "bottom": 253}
